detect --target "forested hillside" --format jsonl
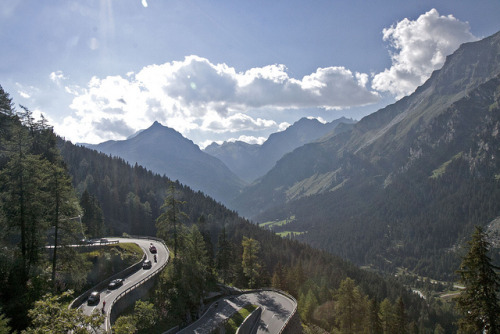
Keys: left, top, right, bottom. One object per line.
{"left": 57, "top": 122, "right": 457, "bottom": 332}
{"left": 0, "top": 87, "right": 101, "bottom": 331}
{"left": 235, "top": 31, "right": 500, "bottom": 280}
{"left": 257, "top": 75, "right": 500, "bottom": 279}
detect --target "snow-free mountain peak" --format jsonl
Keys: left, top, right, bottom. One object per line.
{"left": 204, "top": 116, "right": 355, "bottom": 182}
{"left": 85, "top": 122, "right": 245, "bottom": 204}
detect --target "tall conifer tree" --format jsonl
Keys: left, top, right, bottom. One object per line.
{"left": 156, "top": 182, "right": 188, "bottom": 257}
{"left": 456, "top": 226, "right": 500, "bottom": 333}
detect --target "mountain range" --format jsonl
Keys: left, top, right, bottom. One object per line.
{"left": 231, "top": 30, "right": 500, "bottom": 278}
{"left": 204, "top": 117, "right": 355, "bottom": 183}
{"left": 232, "top": 31, "right": 500, "bottom": 217}
{"left": 84, "top": 116, "right": 355, "bottom": 204}
{"left": 83, "top": 30, "right": 500, "bottom": 279}
{"left": 84, "top": 121, "right": 245, "bottom": 204}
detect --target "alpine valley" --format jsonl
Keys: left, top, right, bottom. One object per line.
{"left": 83, "top": 31, "right": 500, "bottom": 281}
{"left": 233, "top": 31, "right": 500, "bottom": 279}
{"left": 4, "top": 4, "right": 500, "bottom": 333}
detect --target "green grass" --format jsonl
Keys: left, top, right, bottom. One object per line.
{"left": 81, "top": 242, "right": 145, "bottom": 292}
{"left": 259, "top": 215, "right": 295, "bottom": 228}
{"left": 116, "top": 242, "right": 143, "bottom": 257}
{"left": 277, "top": 231, "right": 306, "bottom": 238}
{"left": 430, "top": 152, "right": 463, "bottom": 179}
{"left": 224, "top": 304, "right": 258, "bottom": 334}
{"left": 85, "top": 242, "right": 143, "bottom": 261}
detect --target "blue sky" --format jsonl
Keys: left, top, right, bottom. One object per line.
{"left": 2, "top": 1, "right": 500, "bottom": 148}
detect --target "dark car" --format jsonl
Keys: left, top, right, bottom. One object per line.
{"left": 149, "top": 244, "right": 157, "bottom": 254}
{"left": 87, "top": 291, "right": 100, "bottom": 305}
{"left": 142, "top": 259, "right": 152, "bottom": 269}
{"left": 108, "top": 279, "right": 124, "bottom": 290}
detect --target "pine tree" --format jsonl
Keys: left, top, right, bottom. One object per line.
{"left": 368, "top": 299, "right": 383, "bottom": 334}
{"left": 394, "top": 297, "right": 407, "bottom": 334}
{"left": 379, "top": 298, "right": 395, "bottom": 334}
{"left": 0, "top": 121, "right": 51, "bottom": 282}
{"left": 335, "top": 277, "right": 367, "bottom": 334}
{"left": 271, "top": 262, "right": 285, "bottom": 290}
{"left": 215, "top": 226, "right": 233, "bottom": 284}
{"left": 300, "top": 288, "right": 319, "bottom": 323}
{"left": 156, "top": 182, "right": 188, "bottom": 256}
{"left": 80, "top": 190, "right": 105, "bottom": 238}
{"left": 456, "top": 226, "right": 500, "bottom": 333}
{"left": 48, "top": 162, "right": 81, "bottom": 291}
{"left": 241, "top": 237, "right": 261, "bottom": 288}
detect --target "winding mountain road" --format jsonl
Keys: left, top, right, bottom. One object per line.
{"left": 74, "top": 237, "right": 296, "bottom": 333}
{"left": 178, "top": 290, "right": 297, "bottom": 334}
{"left": 77, "top": 237, "right": 169, "bottom": 332}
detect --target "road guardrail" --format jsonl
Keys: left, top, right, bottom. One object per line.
{"left": 106, "top": 236, "right": 170, "bottom": 331}
{"left": 68, "top": 236, "right": 170, "bottom": 333}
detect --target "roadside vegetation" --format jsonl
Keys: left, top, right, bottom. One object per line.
{"left": 82, "top": 243, "right": 143, "bottom": 292}
{"left": 223, "top": 304, "right": 258, "bottom": 334}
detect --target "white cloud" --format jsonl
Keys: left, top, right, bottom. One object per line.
{"left": 18, "top": 91, "right": 30, "bottom": 99}
{"left": 15, "top": 82, "right": 38, "bottom": 100}
{"left": 372, "top": 8, "right": 477, "bottom": 98}
{"left": 50, "top": 71, "right": 67, "bottom": 86}
{"left": 202, "top": 112, "right": 277, "bottom": 133}
{"left": 306, "top": 116, "right": 327, "bottom": 124}
{"left": 58, "top": 55, "right": 380, "bottom": 144}
{"left": 228, "top": 135, "right": 267, "bottom": 145}
{"left": 278, "top": 122, "right": 291, "bottom": 131}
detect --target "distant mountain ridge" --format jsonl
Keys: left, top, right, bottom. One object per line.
{"left": 204, "top": 117, "right": 355, "bottom": 182}
{"left": 84, "top": 121, "right": 245, "bottom": 204}
{"left": 233, "top": 31, "right": 500, "bottom": 217}
{"left": 230, "top": 31, "right": 500, "bottom": 278}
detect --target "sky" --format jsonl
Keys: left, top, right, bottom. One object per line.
{"left": 2, "top": 1, "right": 500, "bottom": 148}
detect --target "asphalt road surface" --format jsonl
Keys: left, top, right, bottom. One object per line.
{"left": 78, "top": 237, "right": 169, "bottom": 332}
{"left": 178, "top": 290, "right": 296, "bottom": 334}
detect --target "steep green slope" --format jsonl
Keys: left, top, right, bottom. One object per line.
{"left": 232, "top": 31, "right": 500, "bottom": 219}
{"left": 232, "top": 31, "right": 500, "bottom": 279}
{"left": 257, "top": 75, "right": 500, "bottom": 279}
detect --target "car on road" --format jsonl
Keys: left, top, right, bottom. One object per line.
{"left": 142, "top": 259, "right": 152, "bottom": 269}
{"left": 87, "top": 291, "right": 100, "bottom": 305}
{"left": 108, "top": 279, "right": 124, "bottom": 290}
{"left": 100, "top": 238, "right": 109, "bottom": 244}
{"left": 149, "top": 244, "right": 157, "bottom": 253}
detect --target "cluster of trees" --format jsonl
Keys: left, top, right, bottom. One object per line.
{"left": 456, "top": 226, "right": 500, "bottom": 333}
{"left": 148, "top": 185, "right": 266, "bottom": 325}
{"left": 297, "top": 277, "right": 445, "bottom": 333}
{"left": 113, "top": 300, "right": 158, "bottom": 334}
{"left": 0, "top": 86, "right": 96, "bottom": 330}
